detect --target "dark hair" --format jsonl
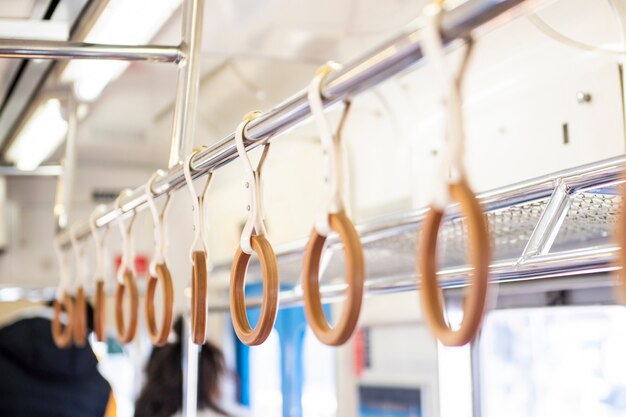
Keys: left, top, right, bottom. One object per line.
{"left": 134, "top": 317, "right": 229, "bottom": 417}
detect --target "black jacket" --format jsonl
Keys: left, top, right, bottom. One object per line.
{"left": 0, "top": 316, "right": 111, "bottom": 417}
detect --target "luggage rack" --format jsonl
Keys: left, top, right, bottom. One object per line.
{"left": 0, "top": 156, "right": 621, "bottom": 306}
{"left": 209, "top": 155, "right": 625, "bottom": 311}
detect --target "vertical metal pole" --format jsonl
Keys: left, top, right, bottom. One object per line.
{"left": 54, "top": 94, "right": 77, "bottom": 232}
{"left": 168, "top": 0, "right": 204, "bottom": 167}
{"left": 182, "top": 314, "right": 199, "bottom": 417}
{"left": 177, "top": 0, "right": 204, "bottom": 414}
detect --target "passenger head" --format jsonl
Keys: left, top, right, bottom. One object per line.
{"left": 134, "top": 316, "right": 227, "bottom": 417}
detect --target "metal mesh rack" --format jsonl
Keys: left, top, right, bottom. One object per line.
{"left": 210, "top": 155, "right": 626, "bottom": 311}
{"left": 552, "top": 192, "right": 621, "bottom": 251}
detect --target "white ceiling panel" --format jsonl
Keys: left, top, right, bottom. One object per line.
{"left": 0, "top": 0, "right": 38, "bottom": 19}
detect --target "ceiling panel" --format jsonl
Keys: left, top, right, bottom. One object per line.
{"left": 0, "top": 0, "right": 38, "bottom": 19}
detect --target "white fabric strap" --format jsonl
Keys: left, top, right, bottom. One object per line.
{"left": 69, "top": 221, "right": 89, "bottom": 289}
{"left": 90, "top": 205, "right": 109, "bottom": 283}
{"left": 183, "top": 148, "right": 213, "bottom": 262}
{"left": 115, "top": 190, "right": 136, "bottom": 284}
{"left": 421, "top": 4, "right": 474, "bottom": 210}
{"left": 307, "top": 61, "right": 348, "bottom": 236}
{"left": 145, "top": 170, "right": 172, "bottom": 276}
{"left": 53, "top": 237, "right": 71, "bottom": 301}
{"left": 235, "top": 112, "right": 269, "bottom": 255}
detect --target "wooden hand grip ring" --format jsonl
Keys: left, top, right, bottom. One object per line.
{"left": 302, "top": 211, "right": 365, "bottom": 346}
{"left": 145, "top": 263, "right": 174, "bottom": 345}
{"left": 419, "top": 179, "right": 490, "bottom": 346}
{"left": 94, "top": 280, "right": 106, "bottom": 342}
{"left": 230, "top": 235, "right": 279, "bottom": 346}
{"left": 191, "top": 251, "right": 208, "bottom": 344}
{"left": 115, "top": 270, "right": 139, "bottom": 343}
{"left": 52, "top": 292, "right": 74, "bottom": 348}
{"left": 73, "top": 286, "right": 87, "bottom": 347}
{"left": 617, "top": 188, "right": 626, "bottom": 302}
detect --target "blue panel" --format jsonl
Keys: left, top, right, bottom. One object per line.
{"left": 233, "top": 283, "right": 332, "bottom": 417}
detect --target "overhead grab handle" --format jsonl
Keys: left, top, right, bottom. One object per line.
{"left": 230, "top": 112, "right": 279, "bottom": 346}
{"left": 114, "top": 190, "right": 139, "bottom": 344}
{"left": 417, "top": 3, "right": 490, "bottom": 347}
{"left": 51, "top": 236, "right": 74, "bottom": 348}
{"left": 302, "top": 63, "right": 365, "bottom": 346}
{"left": 145, "top": 171, "right": 175, "bottom": 346}
{"left": 90, "top": 205, "right": 109, "bottom": 342}
{"left": 69, "top": 221, "right": 88, "bottom": 346}
{"left": 183, "top": 149, "right": 213, "bottom": 344}
{"left": 234, "top": 111, "right": 270, "bottom": 255}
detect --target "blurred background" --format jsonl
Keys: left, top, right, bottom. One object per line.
{"left": 0, "top": 0, "right": 625, "bottom": 416}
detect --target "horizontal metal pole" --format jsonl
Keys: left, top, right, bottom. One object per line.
{"left": 58, "top": 0, "right": 539, "bottom": 247}
{"left": 0, "top": 245, "right": 616, "bottom": 305}
{"left": 207, "top": 245, "right": 619, "bottom": 312}
{"left": 205, "top": 153, "right": 626, "bottom": 270}
{"left": 0, "top": 39, "right": 183, "bottom": 63}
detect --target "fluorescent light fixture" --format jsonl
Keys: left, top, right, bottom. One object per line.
{"left": 61, "top": 0, "right": 182, "bottom": 102}
{"left": 6, "top": 99, "right": 68, "bottom": 171}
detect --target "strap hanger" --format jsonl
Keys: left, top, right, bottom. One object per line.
{"left": 113, "top": 189, "right": 140, "bottom": 344}
{"left": 69, "top": 221, "right": 88, "bottom": 291}
{"left": 307, "top": 61, "right": 352, "bottom": 237}
{"left": 421, "top": 2, "right": 474, "bottom": 209}
{"left": 234, "top": 111, "right": 271, "bottom": 255}
{"left": 52, "top": 234, "right": 75, "bottom": 348}
{"left": 417, "top": 2, "right": 490, "bottom": 347}
{"left": 183, "top": 148, "right": 212, "bottom": 260}
{"left": 115, "top": 189, "right": 137, "bottom": 283}
{"left": 69, "top": 220, "right": 88, "bottom": 346}
{"left": 89, "top": 205, "right": 109, "bottom": 283}
{"left": 53, "top": 235, "right": 72, "bottom": 301}
{"left": 183, "top": 149, "right": 213, "bottom": 344}
{"left": 230, "top": 111, "right": 280, "bottom": 346}
{"left": 302, "top": 62, "right": 365, "bottom": 346}
{"left": 145, "top": 170, "right": 172, "bottom": 275}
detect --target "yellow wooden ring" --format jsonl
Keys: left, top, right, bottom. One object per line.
{"left": 418, "top": 179, "right": 490, "bottom": 346}
{"left": 230, "top": 235, "right": 279, "bottom": 346}
{"left": 617, "top": 179, "right": 626, "bottom": 302}
{"left": 73, "top": 286, "right": 87, "bottom": 347}
{"left": 52, "top": 292, "right": 74, "bottom": 348}
{"left": 190, "top": 251, "right": 208, "bottom": 344}
{"left": 145, "top": 263, "right": 175, "bottom": 346}
{"left": 115, "top": 270, "right": 139, "bottom": 343}
{"left": 302, "top": 211, "right": 365, "bottom": 346}
{"left": 94, "top": 280, "right": 106, "bottom": 342}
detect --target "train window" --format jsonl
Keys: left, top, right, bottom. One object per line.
{"left": 438, "top": 342, "right": 472, "bottom": 417}
{"left": 478, "top": 306, "right": 626, "bottom": 417}
{"left": 302, "top": 327, "right": 337, "bottom": 417}
{"left": 249, "top": 329, "right": 283, "bottom": 416}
